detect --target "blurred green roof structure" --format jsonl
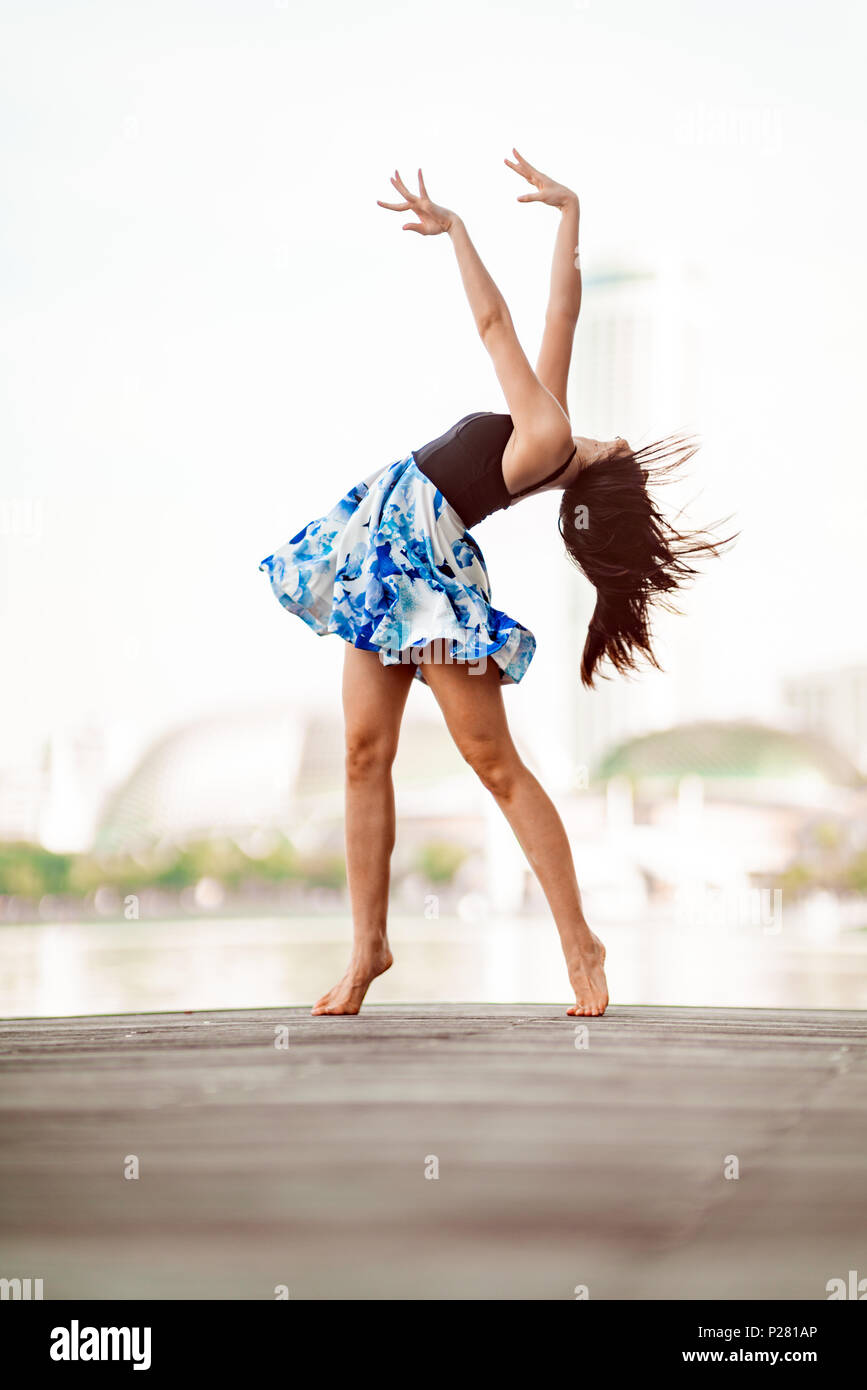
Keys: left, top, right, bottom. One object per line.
{"left": 596, "top": 721, "right": 863, "bottom": 790}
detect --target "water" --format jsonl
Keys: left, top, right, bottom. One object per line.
{"left": 2, "top": 912, "right": 866, "bottom": 1017}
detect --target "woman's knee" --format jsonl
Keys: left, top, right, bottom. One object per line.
{"left": 345, "top": 727, "right": 398, "bottom": 781}
{"left": 458, "top": 734, "right": 521, "bottom": 799}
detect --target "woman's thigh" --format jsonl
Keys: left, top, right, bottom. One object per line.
{"left": 342, "top": 645, "right": 415, "bottom": 753}
{"left": 419, "top": 653, "right": 519, "bottom": 763}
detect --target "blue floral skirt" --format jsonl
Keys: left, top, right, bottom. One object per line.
{"left": 258, "top": 454, "right": 536, "bottom": 684}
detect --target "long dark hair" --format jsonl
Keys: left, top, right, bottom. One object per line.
{"left": 558, "top": 436, "right": 734, "bottom": 688}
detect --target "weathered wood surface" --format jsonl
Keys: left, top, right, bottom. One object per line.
{"left": 1, "top": 1004, "right": 865, "bottom": 1300}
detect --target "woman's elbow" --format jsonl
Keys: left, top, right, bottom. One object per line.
{"left": 478, "top": 307, "right": 507, "bottom": 342}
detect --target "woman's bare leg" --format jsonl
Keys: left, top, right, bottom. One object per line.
{"left": 422, "top": 654, "right": 608, "bottom": 1016}
{"left": 312, "top": 645, "right": 415, "bottom": 1016}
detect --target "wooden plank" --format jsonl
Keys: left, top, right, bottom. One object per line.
{"left": 0, "top": 1005, "right": 865, "bottom": 1300}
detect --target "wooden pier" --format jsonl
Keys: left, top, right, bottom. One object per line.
{"left": 1, "top": 1004, "right": 864, "bottom": 1299}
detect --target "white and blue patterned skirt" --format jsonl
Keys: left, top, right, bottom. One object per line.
{"left": 258, "top": 453, "right": 535, "bottom": 684}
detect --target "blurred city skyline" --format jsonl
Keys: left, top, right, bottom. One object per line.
{"left": 2, "top": 0, "right": 866, "bottom": 795}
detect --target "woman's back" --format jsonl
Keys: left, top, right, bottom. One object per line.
{"left": 413, "top": 411, "right": 575, "bottom": 528}
{"left": 412, "top": 412, "right": 514, "bottom": 528}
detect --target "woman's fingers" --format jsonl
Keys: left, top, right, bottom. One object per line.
{"left": 505, "top": 153, "right": 542, "bottom": 190}
{"left": 510, "top": 147, "right": 533, "bottom": 174}
{"left": 387, "top": 167, "right": 433, "bottom": 210}
{"left": 391, "top": 170, "right": 416, "bottom": 202}
{"left": 512, "top": 146, "right": 541, "bottom": 177}
{"left": 377, "top": 199, "right": 411, "bottom": 211}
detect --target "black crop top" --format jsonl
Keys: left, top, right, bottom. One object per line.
{"left": 411, "top": 412, "right": 576, "bottom": 529}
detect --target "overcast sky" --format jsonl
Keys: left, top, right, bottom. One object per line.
{"left": 2, "top": 0, "right": 865, "bottom": 767}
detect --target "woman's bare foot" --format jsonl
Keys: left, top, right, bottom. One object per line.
{"left": 566, "top": 933, "right": 608, "bottom": 1017}
{"left": 311, "top": 942, "right": 393, "bottom": 1016}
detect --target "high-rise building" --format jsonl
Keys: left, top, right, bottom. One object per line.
{"left": 783, "top": 666, "right": 867, "bottom": 775}
{"left": 548, "top": 260, "right": 712, "bottom": 778}
{"left": 0, "top": 761, "right": 44, "bottom": 843}
{"left": 36, "top": 721, "right": 142, "bottom": 852}
{"left": 569, "top": 262, "right": 706, "bottom": 442}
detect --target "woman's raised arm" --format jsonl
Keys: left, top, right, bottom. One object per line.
{"left": 505, "top": 149, "right": 581, "bottom": 416}
{"left": 378, "top": 168, "right": 570, "bottom": 479}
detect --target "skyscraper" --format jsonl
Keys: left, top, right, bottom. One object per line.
{"left": 551, "top": 260, "right": 711, "bottom": 779}
{"left": 783, "top": 666, "right": 867, "bottom": 775}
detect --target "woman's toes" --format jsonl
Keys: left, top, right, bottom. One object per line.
{"left": 311, "top": 952, "right": 391, "bottom": 1018}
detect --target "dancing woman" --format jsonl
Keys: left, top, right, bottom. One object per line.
{"left": 260, "top": 150, "right": 727, "bottom": 1018}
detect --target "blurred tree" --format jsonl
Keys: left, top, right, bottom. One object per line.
{"left": 297, "top": 852, "right": 346, "bottom": 890}
{"left": 779, "top": 861, "right": 813, "bottom": 897}
{"left": 414, "top": 841, "right": 468, "bottom": 885}
{"left": 0, "top": 842, "right": 71, "bottom": 896}
{"left": 845, "top": 851, "right": 867, "bottom": 896}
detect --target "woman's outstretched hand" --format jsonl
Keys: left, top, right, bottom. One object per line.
{"left": 504, "top": 148, "right": 578, "bottom": 212}
{"left": 377, "top": 169, "right": 456, "bottom": 235}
